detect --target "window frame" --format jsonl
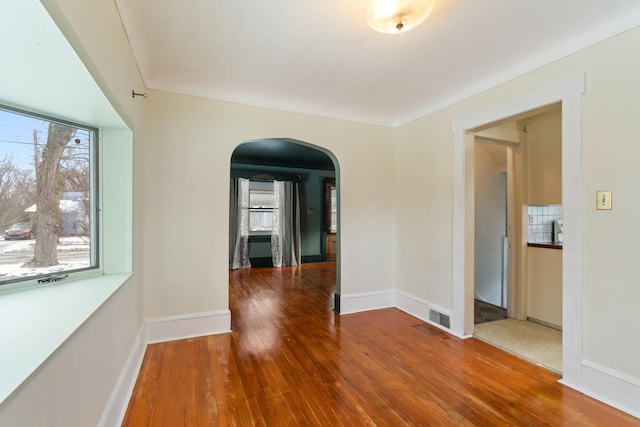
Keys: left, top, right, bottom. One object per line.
{"left": 248, "top": 181, "right": 274, "bottom": 236}
{"left": 0, "top": 104, "right": 101, "bottom": 292}
{"left": 324, "top": 179, "right": 337, "bottom": 234}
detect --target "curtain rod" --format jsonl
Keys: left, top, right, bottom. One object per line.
{"left": 245, "top": 173, "right": 302, "bottom": 183}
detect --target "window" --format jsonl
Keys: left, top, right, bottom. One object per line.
{"left": 0, "top": 106, "right": 97, "bottom": 286}
{"left": 329, "top": 186, "right": 337, "bottom": 233}
{"left": 325, "top": 181, "right": 337, "bottom": 233}
{"left": 248, "top": 181, "right": 274, "bottom": 234}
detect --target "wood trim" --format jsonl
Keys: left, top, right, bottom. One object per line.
{"left": 144, "top": 310, "right": 231, "bottom": 344}
{"left": 98, "top": 328, "right": 146, "bottom": 427}
{"left": 338, "top": 290, "right": 395, "bottom": 314}
{"left": 301, "top": 254, "right": 323, "bottom": 263}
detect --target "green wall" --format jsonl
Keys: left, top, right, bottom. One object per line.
{"left": 231, "top": 163, "right": 335, "bottom": 264}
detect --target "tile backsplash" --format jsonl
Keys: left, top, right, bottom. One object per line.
{"left": 528, "top": 204, "right": 563, "bottom": 243}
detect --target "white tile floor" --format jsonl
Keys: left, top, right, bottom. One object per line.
{"left": 473, "top": 319, "right": 562, "bottom": 373}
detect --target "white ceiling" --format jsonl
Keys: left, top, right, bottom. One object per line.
{"left": 115, "top": 0, "right": 640, "bottom": 127}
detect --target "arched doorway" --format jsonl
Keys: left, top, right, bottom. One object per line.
{"left": 229, "top": 138, "right": 341, "bottom": 309}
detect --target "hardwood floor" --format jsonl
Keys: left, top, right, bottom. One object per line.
{"left": 122, "top": 263, "right": 639, "bottom": 426}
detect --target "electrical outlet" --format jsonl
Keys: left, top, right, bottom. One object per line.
{"left": 529, "top": 215, "right": 534, "bottom": 225}
{"left": 596, "top": 190, "right": 612, "bottom": 210}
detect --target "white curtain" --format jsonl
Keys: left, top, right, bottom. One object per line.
{"left": 230, "top": 177, "right": 251, "bottom": 269}
{"left": 271, "top": 180, "right": 301, "bottom": 268}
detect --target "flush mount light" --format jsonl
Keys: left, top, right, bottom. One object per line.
{"left": 367, "top": 0, "right": 434, "bottom": 34}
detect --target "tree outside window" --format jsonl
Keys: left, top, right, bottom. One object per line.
{"left": 0, "top": 106, "right": 96, "bottom": 285}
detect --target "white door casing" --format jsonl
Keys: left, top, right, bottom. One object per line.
{"left": 451, "top": 73, "right": 585, "bottom": 387}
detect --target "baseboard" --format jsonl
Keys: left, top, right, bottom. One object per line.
{"left": 301, "top": 254, "right": 324, "bottom": 263}
{"left": 338, "top": 290, "right": 395, "bottom": 314}
{"left": 97, "top": 327, "right": 146, "bottom": 427}
{"left": 395, "top": 290, "right": 430, "bottom": 321}
{"left": 145, "top": 309, "right": 231, "bottom": 344}
{"left": 339, "top": 290, "right": 461, "bottom": 336}
{"left": 395, "top": 291, "right": 463, "bottom": 337}
{"left": 249, "top": 257, "right": 273, "bottom": 268}
{"left": 560, "top": 360, "right": 640, "bottom": 418}
{"left": 100, "top": 310, "right": 231, "bottom": 426}
{"left": 249, "top": 255, "right": 325, "bottom": 267}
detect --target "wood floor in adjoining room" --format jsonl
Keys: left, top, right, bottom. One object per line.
{"left": 122, "top": 263, "right": 639, "bottom": 426}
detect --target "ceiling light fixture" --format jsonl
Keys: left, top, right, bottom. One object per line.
{"left": 367, "top": 0, "right": 434, "bottom": 34}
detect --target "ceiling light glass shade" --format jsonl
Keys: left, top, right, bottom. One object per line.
{"left": 367, "top": 0, "right": 434, "bottom": 34}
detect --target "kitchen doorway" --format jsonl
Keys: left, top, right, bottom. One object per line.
{"left": 451, "top": 73, "right": 585, "bottom": 387}
{"left": 471, "top": 108, "right": 564, "bottom": 373}
{"left": 473, "top": 142, "right": 509, "bottom": 318}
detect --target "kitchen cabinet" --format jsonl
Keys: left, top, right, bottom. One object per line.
{"left": 525, "top": 109, "right": 562, "bottom": 205}
{"left": 527, "top": 246, "right": 562, "bottom": 327}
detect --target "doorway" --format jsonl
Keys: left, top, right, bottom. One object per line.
{"left": 473, "top": 142, "right": 509, "bottom": 322}
{"left": 471, "top": 110, "right": 563, "bottom": 373}
{"left": 229, "top": 137, "right": 341, "bottom": 306}
{"left": 451, "top": 73, "right": 585, "bottom": 384}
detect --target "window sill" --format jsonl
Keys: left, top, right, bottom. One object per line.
{"left": 0, "top": 272, "right": 132, "bottom": 405}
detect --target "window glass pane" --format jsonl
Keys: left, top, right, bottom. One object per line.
{"left": 249, "top": 211, "right": 273, "bottom": 232}
{"left": 0, "top": 106, "right": 96, "bottom": 285}
{"left": 248, "top": 186, "right": 274, "bottom": 233}
{"left": 249, "top": 190, "right": 274, "bottom": 209}
{"left": 329, "top": 187, "right": 337, "bottom": 233}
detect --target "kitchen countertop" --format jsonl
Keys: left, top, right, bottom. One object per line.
{"left": 527, "top": 241, "right": 563, "bottom": 250}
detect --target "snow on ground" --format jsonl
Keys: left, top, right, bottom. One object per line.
{"left": 0, "top": 237, "right": 90, "bottom": 279}
{"left": 0, "top": 239, "right": 34, "bottom": 254}
{"left": 0, "top": 262, "right": 89, "bottom": 279}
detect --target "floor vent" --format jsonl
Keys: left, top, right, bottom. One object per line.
{"left": 429, "top": 309, "right": 451, "bottom": 329}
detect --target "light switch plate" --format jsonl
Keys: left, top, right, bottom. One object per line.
{"left": 596, "top": 190, "right": 612, "bottom": 210}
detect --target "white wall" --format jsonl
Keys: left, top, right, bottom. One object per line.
{"left": 394, "top": 110, "right": 455, "bottom": 308}
{"left": 144, "top": 90, "right": 396, "bottom": 318}
{"left": 395, "top": 25, "right": 640, "bottom": 413}
{"left": 474, "top": 143, "right": 507, "bottom": 307}
{"left": 0, "top": 0, "right": 146, "bottom": 425}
